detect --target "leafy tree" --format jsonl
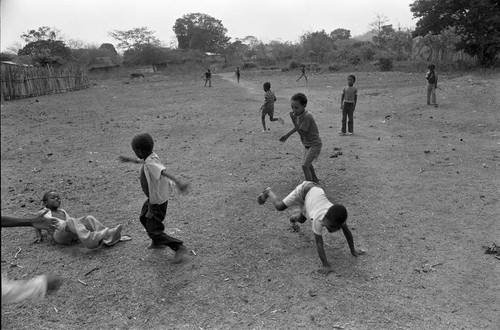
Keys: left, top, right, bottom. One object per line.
{"left": 410, "top": 0, "right": 500, "bottom": 66}
{"left": 330, "top": 28, "right": 351, "bottom": 40}
{"left": 300, "top": 30, "right": 335, "bottom": 62}
{"left": 18, "top": 39, "right": 71, "bottom": 66}
{"left": 21, "top": 26, "right": 62, "bottom": 43}
{"left": 123, "top": 44, "right": 168, "bottom": 68}
{"left": 173, "top": 13, "right": 230, "bottom": 52}
{"left": 108, "top": 27, "right": 161, "bottom": 51}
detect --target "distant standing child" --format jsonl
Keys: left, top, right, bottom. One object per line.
{"left": 296, "top": 65, "right": 308, "bottom": 83}
{"left": 260, "top": 82, "right": 284, "bottom": 132}
{"left": 257, "top": 182, "right": 365, "bottom": 275}
{"left": 340, "top": 74, "right": 358, "bottom": 135}
{"left": 426, "top": 64, "right": 438, "bottom": 107}
{"left": 203, "top": 69, "right": 212, "bottom": 87}
{"left": 35, "top": 191, "right": 123, "bottom": 249}
{"left": 280, "top": 93, "right": 322, "bottom": 183}
{"left": 119, "top": 133, "right": 189, "bottom": 264}
{"left": 235, "top": 66, "right": 241, "bottom": 83}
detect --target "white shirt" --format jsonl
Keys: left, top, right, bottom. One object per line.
{"left": 142, "top": 152, "right": 173, "bottom": 204}
{"left": 283, "top": 181, "right": 333, "bottom": 235}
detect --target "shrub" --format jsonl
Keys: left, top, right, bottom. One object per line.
{"left": 378, "top": 57, "right": 393, "bottom": 71}
{"left": 349, "top": 55, "right": 361, "bottom": 66}
{"left": 242, "top": 62, "right": 257, "bottom": 69}
{"left": 289, "top": 61, "right": 302, "bottom": 69}
{"left": 328, "top": 65, "right": 340, "bottom": 72}
{"left": 281, "top": 67, "right": 290, "bottom": 72}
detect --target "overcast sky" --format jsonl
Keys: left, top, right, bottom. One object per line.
{"left": 1, "top": 0, "right": 417, "bottom": 52}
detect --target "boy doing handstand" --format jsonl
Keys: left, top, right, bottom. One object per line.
{"left": 258, "top": 181, "right": 364, "bottom": 275}
{"left": 35, "top": 191, "right": 123, "bottom": 249}
{"left": 119, "top": 133, "right": 189, "bottom": 264}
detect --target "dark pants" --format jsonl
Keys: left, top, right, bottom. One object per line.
{"left": 341, "top": 102, "right": 355, "bottom": 133}
{"left": 140, "top": 200, "right": 183, "bottom": 251}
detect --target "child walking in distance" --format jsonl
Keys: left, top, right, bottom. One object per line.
{"left": 119, "top": 133, "right": 189, "bottom": 264}
{"left": 35, "top": 191, "right": 123, "bottom": 249}
{"left": 257, "top": 182, "right": 365, "bottom": 275}
{"left": 340, "top": 74, "right": 358, "bottom": 135}
{"left": 280, "top": 93, "right": 322, "bottom": 183}
{"left": 260, "top": 82, "right": 284, "bottom": 131}
{"left": 296, "top": 65, "right": 308, "bottom": 83}
{"left": 202, "top": 69, "right": 212, "bottom": 87}
{"left": 426, "top": 64, "right": 438, "bottom": 107}
{"left": 235, "top": 66, "right": 241, "bottom": 83}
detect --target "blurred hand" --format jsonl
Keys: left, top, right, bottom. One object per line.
{"left": 32, "top": 210, "right": 58, "bottom": 230}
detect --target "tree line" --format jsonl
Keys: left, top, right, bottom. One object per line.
{"left": 2, "top": 1, "right": 499, "bottom": 69}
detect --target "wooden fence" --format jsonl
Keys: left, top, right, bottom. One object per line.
{"left": 0, "top": 64, "right": 90, "bottom": 101}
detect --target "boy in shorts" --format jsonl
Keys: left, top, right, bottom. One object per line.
{"left": 280, "top": 93, "right": 322, "bottom": 183}
{"left": 260, "top": 82, "right": 284, "bottom": 131}
{"left": 258, "top": 181, "right": 365, "bottom": 275}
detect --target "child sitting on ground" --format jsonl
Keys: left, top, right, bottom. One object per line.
{"left": 258, "top": 181, "right": 365, "bottom": 275}
{"left": 35, "top": 191, "right": 123, "bottom": 249}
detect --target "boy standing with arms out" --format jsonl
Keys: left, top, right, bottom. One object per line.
{"left": 340, "top": 74, "right": 357, "bottom": 135}
{"left": 280, "top": 93, "right": 322, "bottom": 183}
{"left": 426, "top": 64, "right": 438, "bottom": 107}
{"left": 257, "top": 182, "right": 365, "bottom": 275}
{"left": 260, "top": 82, "right": 284, "bottom": 132}
{"left": 119, "top": 133, "right": 189, "bottom": 264}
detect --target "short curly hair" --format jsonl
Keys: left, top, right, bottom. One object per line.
{"left": 131, "top": 133, "right": 154, "bottom": 155}
{"left": 324, "top": 204, "right": 348, "bottom": 226}
{"left": 291, "top": 92, "right": 307, "bottom": 106}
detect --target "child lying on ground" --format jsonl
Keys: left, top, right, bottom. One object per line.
{"left": 35, "top": 191, "right": 123, "bottom": 249}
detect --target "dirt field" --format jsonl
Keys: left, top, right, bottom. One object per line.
{"left": 1, "top": 68, "right": 499, "bottom": 330}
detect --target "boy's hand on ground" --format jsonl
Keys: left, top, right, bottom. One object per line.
{"left": 279, "top": 135, "right": 288, "bottom": 142}
{"left": 46, "top": 274, "right": 63, "bottom": 292}
{"left": 177, "top": 182, "right": 189, "bottom": 193}
{"left": 318, "top": 266, "right": 333, "bottom": 276}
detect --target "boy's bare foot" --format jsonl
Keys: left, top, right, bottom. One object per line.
{"left": 172, "top": 245, "right": 188, "bottom": 264}
{"left": 257, "top": 187, "right": 271, "bottom": 205}
{"left": 147, "top": 242, "right": 167, "bottom": 250}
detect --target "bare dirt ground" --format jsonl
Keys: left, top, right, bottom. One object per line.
{"left": 1, "top": 68, "right": 499, "bottom": 330}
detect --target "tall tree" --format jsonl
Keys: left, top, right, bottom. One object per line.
{"left": 173, "top": 13, "right": 230, "bottom": 52}
{"left": 21, "top": 26, "right": 63, "bottom": 43}
{"left": 300, "top": 30, "right": 335, "bottom": 62}
{"left": 330, "top": 28, "right": 351, "bottom": 41}
{"left": 108, "top": 27, "right": 161, "bottom": 51}
{"left": 410, "top": 0, "right": 500, "bottom": 66}
{"left": 18, "top": 39, "right": 71, "bottom": 66}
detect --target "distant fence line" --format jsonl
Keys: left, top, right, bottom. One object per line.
{"left": 0, "top": 65, "right": 90, "bottom": 101}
